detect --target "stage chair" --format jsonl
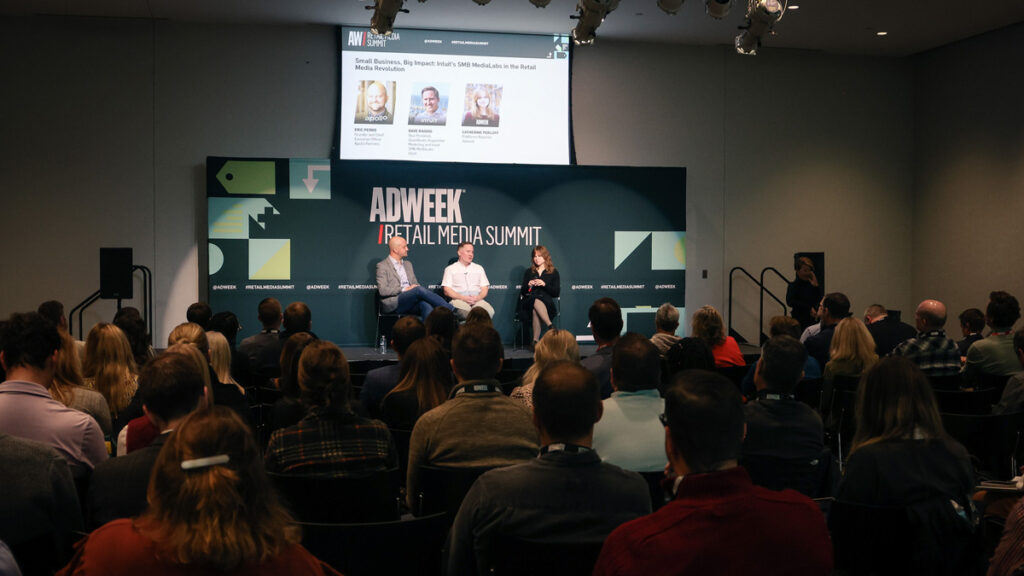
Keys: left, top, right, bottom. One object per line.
{"left": 512, "top": 296, "right": 560, "bottom": 350}
{"left": 741, "top": 449, "right": 839, "bottom": 498}
{"left": 941, "top": 411, "right": 1024, "bottom": 480}
{"left": 415, "top": 464, "right": 495, "bottom": 517}
{"left": 374, "top": 292, "right": 404, "bottom": 348}
{"left": 300, "top": 512, "right": 449, "bottom": 576}
{"left": 268, "top": 468, "right": 401, "bottom": 523}
{"left": 486, "top": 535, "right": 605, "bottom": 576}
{"left": 932, "top": 388, "right": 1000, "bottom": 415}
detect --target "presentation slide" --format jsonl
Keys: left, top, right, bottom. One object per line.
{"left": 207, "top": 158, "right": 685, "bottom": 346}
{"left": 338, "top": 27, "right": 571, "bottom": 165}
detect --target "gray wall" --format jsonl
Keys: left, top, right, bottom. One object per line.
{"left": 1, "top": 15, "right": 1013, "bottom": 344}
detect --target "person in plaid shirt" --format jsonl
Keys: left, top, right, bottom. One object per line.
{"left": 265, "top": 341, "right": 397, "bottom": 476}
{"left": 889, "top": 300, "right": 961, "bottom": 377}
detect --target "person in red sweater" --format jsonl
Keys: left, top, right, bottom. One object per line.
{"left": 691, "top": 305, "right": 745, "bottom": 367}
{"left": 593, "top": 369, "right": 833, "bottom": 576}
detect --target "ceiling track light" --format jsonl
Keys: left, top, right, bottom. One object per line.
{"left": 571, "top": 0, "right": 620, "bottom": 46}
{"left": 735, "top": 0, "right": 784, "bottom": 55}
{"left": 657, "top": 0, "right": 685, "bottom": 15}
{"left": 705, "top": 0, "right": 732, "bottom": 19}
{"left": 530, "top": 0, "right": 553, "bottom": 6}
{"left": 368, "top": 0, "right": 409, "bottom": 36}
{"left": 472, "top": 0, "right": 492, "bottom": 4}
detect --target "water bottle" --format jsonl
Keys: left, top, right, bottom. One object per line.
{"left": 378, "top": 335, "right": 387, "bottom": 355}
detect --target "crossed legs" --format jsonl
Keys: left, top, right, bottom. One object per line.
{"left": 531, "top": 298, "right": 552, "bottom": 343}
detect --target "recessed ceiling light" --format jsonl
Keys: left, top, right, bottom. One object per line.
{"left": 788, "top": 4, "right": 799, "bottom": 9}
{"left": 876, "top": 31, "right": 888, "bottom": 36}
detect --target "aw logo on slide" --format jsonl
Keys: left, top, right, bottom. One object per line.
{"left": 614, "top": 231, "right": 686, "bottom": 271}
{"left": 347, "top": 30, "right": 367, "bottom": 47}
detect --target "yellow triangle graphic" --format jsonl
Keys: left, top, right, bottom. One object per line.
{"left": 253, "top": 241, "right": 291, "bottom": 280}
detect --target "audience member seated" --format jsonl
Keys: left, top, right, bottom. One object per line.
{"left": 691, "top": 305, "right": 744, "bottom": 368}
{"left": 834, "top": 357, "right": 975, "bottom": 572}
{"left": 890, "top": 299, "right": 962, "bottom": 377}
{"left": 510, "top": 328, "right": 580, "bottom": 409}
{"left": 993, "top": 329, "right": 1024, "bottom": 415}
{"left": 822, "top": 317, "right": 877, "bottom": 414}
{"left": 60, "top": 407, "right": 341, "bottom": 576}
{"left": 112, "top": 306, "right": 154, "bottom": 369}
{"left": 88, "top": 349, "right": 207, "bottom": 527}
{"left": 238, "top": 297, "right": 285, "bottom": 385}
{"left": 83, "top": 323, "right": 139, "bottom": 429}
{"left": 360, "top": 316, "right": 425, "bottom": 419}
{"left": 208, "top": 330, "right": 245, "bottom": 397}
{"left": 592, "top": 333, "right": 667, "bottom": 473}
{"left": 0, "top": 312, "right": 107, "bottom": 478}
{"left": 742, "top": 336, "right": 824, "bottom": 463}
{"left": 185, "top": 301, "right": 212, "bottom": 330}
{"left": 280, "top": 301, "right": 317, "bottom": 341}
{"left": 406, "top": 324, "right": 538, "bottom": 510}
{"left": 582, "top": 298, "right": 623, "bottom": 399}
{"left": 864, "top": 303, "right": 917, "bottom": 356}
{"left": 662, "top": 337, "right": 715, "bottom": 388}
{"left": 425, "top": 306, "right": 459, "bottom": 357}
{"left": 987, "top": 496, "right": 1024, "bottom": 576}
{"left": 265, "top": 341, "right": 397, "bottom": 476}
{"left": 0, "top": 433, "right": 83, "bottom": 572}
{"left": 49, "top": 331, "right": 112, "bottom": 437}
{"left": 593, "top": 370, "right": 832, "bottom": 576}
{"left": 963, "top": 290, "right": 1022, "bottom": 384}
{"left": 269, "top": 332, "right": 316, "bottom": 435}
{"left": 380, "top": 338, "right": 452, "bottom": 430}
{"left": 208, "top": 311, "right": 244, "bottom": 381}
{"left": 37, "top": 299, "right": 86, "bottom": 364}
{"left": 956, "top": 307, "right": 986, "bottom": 357}
{"left": 741, "top": 316, "right": 821, "bottom": 397}
{"left": 804, "top": 292, "right": 851, "bottom": 368}
{"left": 449, "top": 362, "right": 651, "bottom": 576}
{"left": 649, "top": 303, "right": 682, "bottom": 359}
{"left": 168, "top": 323, "right": 250, "bottom": 426}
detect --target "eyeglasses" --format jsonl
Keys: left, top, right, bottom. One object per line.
{"left": 658, "top": 413, "right": 668, "bottom": 427}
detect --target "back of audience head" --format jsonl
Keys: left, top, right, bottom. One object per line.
{"left": 959, "top": 308, "right": 985, "bottom": 335}
{"left": 206, "top": 331, "right": 238, "bottom": 387}
{"left": 37, "top": 300, "right": 67, "bottom": 332}
{"left": 392, "top": 316, "right": 426, "bottom": 357}
{"left": 691, "top": 305, "right": 726, "bottom": 348}
{"left": 451, "top": 323, "right": 503, "bottom": 382}
{"left": 464, "top": 306, "right": 493, "bottom": 327}
{"left": 987, "top": 290, "right": 1021, "bottom": 329}
{"left": 852, "top": 356, "right": 947, "bottom": 454}
{"left": 664, "top": 370, "right": 744, "bottom": 474}
{"left": 165, "top": 343, "right": 213, "bottom": 393}
{"left": 756, "top": 336, "right": 807, "bottom": 394}
{"left": 915, "top": 299, "right": 947, "bottom": 331}
{"left": 1, "top": 312, "right": 61, "bottom": 372}
{"left": 589, "top": 297, "right": 623, "bottom": 344}
{"left": 114, "top": 306, "right": 152, "bottom": 367}
{"left": 258, "top": 297, "right": 283, "bottom": 330}
{"left": 425, "top": 306, "right": 459, "bottom": 353}
{"left": 521, "top": 328, "right": 580, "bottom": 388}
{"left": 533, "top": 361, "right": 602, "bottom": 443}
{"left": 829, "top": 317, "right": 876, "bottom": 370}
{"left": 655, "top": 303, "right": 680, "bottom": 334}
{"left": 282, "top": 302, "right": 312, "bottom": 334}
{"left": 390, "top": 337, "right": 452, "bottom": 414}
{"left": 207, "top": 311, "right": 241, "bottom": 346}
{"left": 822, "top": 292, "right": 852, "bottom": 322}
{"left": 298, "top": 340, "right": 351, "bottom": 413}
{"left": 768, "top": 315, "right": 802, "bottom": 340}
{"left": 139, "top": 406, "right": 298, "bottom": 570}
{"left": 84, "top": 322, "right": 138, "bottom": 415}
{"left": 664, "top": 337, "right": 716, "bottom": 379}
{"left": 278, "top": 332, "right": 317, "bottom": 400}
{"left": 50, "top": 332, "right": 85, "bottom": 405}
{"left": 168, "top": 322, "right": 209, "bottom": 354}
{"left": 1015, "top": 329, "right": 1024, "bottom": 364}
{"left": 186, "top": 302, "right": 213, "bottom": 330}
{"left": 139, "top": 350, "right": 207, "bottom": 428}
{"left": 612, "top": 332, "right": 661, "bottom": 392}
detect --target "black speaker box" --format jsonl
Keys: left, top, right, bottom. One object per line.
{"left": 100, "top": 248, "right": 133, "bottom": 299}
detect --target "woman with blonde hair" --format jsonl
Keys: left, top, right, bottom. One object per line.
{"left": 461, "top": 87, "right": 500, "bottom": 127}
{"left": 59, "top": 407, "right": 340, "bottom": 575}
{"left": 517, "top": 245, "right": 561, "bottom": 348}
{"left": 381, "top": 337, "right": 452, "bottom": 429}
{"left": 823, "top": 317, "right": 878, "bottom": 392}
{"left": 167, "top": 322, "right": 250, "bottom": 425}
{"left": 208, "top": 330, "right": 245, "bottom": 396}
{"left": 83, "top": 323, "right": 138, "bottom": 420}
{"left": 50, "top": 332, "right": 113, "bottom": 436}
{"left": 691, "top": 305, "right": 744, "bottom": 368}
{"left": 510, "top": 328, "right": 580, "bottom": 409}
{"left": 265, "top": 341, "right": 398, "bottom": 476}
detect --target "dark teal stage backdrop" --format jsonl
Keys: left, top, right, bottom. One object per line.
{"left": 207, "top": 158, "right": 686, "bottom": 346}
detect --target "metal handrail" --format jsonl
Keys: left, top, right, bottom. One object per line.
{"left": 67, "top": 264, "right": 153, "bottom": 340}
{"left": 728, "top": 266, "right": 791, "bottom": 345}
{"left": 69, "top": 290, "right": 101, "bottom": 340}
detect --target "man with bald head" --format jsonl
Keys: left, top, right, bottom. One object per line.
{"left": 359, "top": 81, "right": 393, "bottom": 124}
{"left": 376, "top": 235, "right": 454, "bottom": 322}
{"left": 890, "top": 299, "right": 961, "bottom": 377}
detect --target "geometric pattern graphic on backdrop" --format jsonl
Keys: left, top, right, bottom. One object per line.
{"left": 248, "top": 239, "right": 291, "bottom": 280}
{"left": 289, "top": 158, "right": 332, "bottom": 200}
{"left": 614, "top": 231, "right": 686, "bottom": 270}
{"left": 216, "top": 160, "right": 276, "bottom": 195}
{"left": 208, "top": 198, "right": 282, "bottom": 240}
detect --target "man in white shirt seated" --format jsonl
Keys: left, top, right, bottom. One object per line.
{"left": 442, "top": 242, "right": 494, "bottom": 320}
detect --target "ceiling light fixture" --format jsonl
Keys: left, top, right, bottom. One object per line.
{"left": 529, "top": 0, "right": 553, "bottom": 6}
{"left": 657, "top": 0, "right": 685, "bottom": 15}
{"left": 876, "top": 31, "right": 888, "bottom": 36}
{"left": 705, "top": 0, "right": 732, "bottom": 19}
{"left": 571, "top": 0, "right": 620, "bottom": 46}
{"left": 735, "top": 0, "right": 784, "bottom": 55}
{"left": 368, "top": 0, "right": 409, "bottom": 36}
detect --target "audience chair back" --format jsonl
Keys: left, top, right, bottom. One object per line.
{"left": 416, "top": 464, "right": 495, "bottom": 517}
{"left": 300, "top": 512, "right": 448, "bottom": 576}
{"left": 388, "top": 427, "right": 413, "bottom": 488}
{"left": 932, "top": 388, "right": 1000, "bottom": 415}
{"left": 716, "top": 365, "right": 748, "bottom": 391}
{"left": 269, "top": 469, "right": 401, "bottom": 523}
{"left": 940, "top": 411, "right": 1024, "bottom": 480}
{"left": 487, "top": 534, "right": 605, "bottom": 576}
{"left": 793, "top": 377, "right": 824, "bottom": 412}
{"left": 741, "top": 449, "right": 839, "bottom": 498}
{"left": 638, "top": 471, "right": 670, "bottom": 511}
{"left": 929, "top": 373, "right": 963, "bottom": 391}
